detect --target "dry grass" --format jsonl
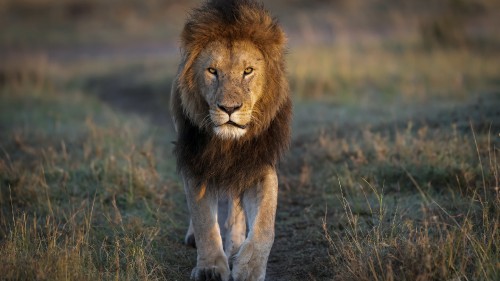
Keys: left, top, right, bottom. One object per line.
{"left": 278, "top": 93, "right": 499, "bottom": 280}
{"left": 0, "top": 58, "right": 191, "bottom": 280}
{"left": 318, "top": 125, "right": 500, "bottom": 280}
{"left": 323, "top": 187, "right": 500, "bottom": 280}
{"left": 288, "top": 41, "right": 500, "bottom": 102}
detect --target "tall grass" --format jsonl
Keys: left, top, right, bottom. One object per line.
{"left": 288, "top": 40, "right": 500, "bottom": 102}
{"left": 314, "top": 123, "right": 500, "bottom": 280}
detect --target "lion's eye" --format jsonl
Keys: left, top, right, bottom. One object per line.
{"left": 207, "top": 67, "right": 217, "bottom": 75}
{"left": 243, "top": 67, "right": 253, "bottom": 75}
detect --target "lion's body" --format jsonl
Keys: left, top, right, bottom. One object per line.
{"left": 170, "top": 0, "right": 290, "bottom": 280}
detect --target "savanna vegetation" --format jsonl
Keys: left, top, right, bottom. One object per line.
{"left": 1, "top": 0, "right": 499, "bottom": 280}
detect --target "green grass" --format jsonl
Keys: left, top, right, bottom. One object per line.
{"left": 277, "top": 90, "right": 499, "bottom": 280}
{"left": 291, "top": 117, "right": 499, "bottom": 280}
{"left": 0, "top": 61, "right": 192, "bottom": 280}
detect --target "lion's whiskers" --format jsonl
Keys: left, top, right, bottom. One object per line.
{"left": 200, "top": 114, "right": 213, "bottom": 129}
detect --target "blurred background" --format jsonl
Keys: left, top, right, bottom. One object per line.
{"left": 1, "top": 0, "right": 499, "bottom": 100}
{"left": 1, "top": 0, "right": 499, "bottom": 120}
{"left": 1, "top": 0, "right": 499, "bottom": 280}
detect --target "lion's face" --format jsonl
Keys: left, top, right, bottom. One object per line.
{"left": 194, "top": 40, "right": 265, "bottom": 139}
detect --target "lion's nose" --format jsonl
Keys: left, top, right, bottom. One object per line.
{"left": 217, "top": 103, "right": 242, "bottom": 115}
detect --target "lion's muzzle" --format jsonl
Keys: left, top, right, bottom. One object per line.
{"left": 212, "top": 107, "right": 249, "bottom": 139}
{"left": 216, "top": 102, "right": 248, "bottom": 129}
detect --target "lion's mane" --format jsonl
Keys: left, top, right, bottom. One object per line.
{"left": 171, "top": 0, "right": 291, "bottom": 194}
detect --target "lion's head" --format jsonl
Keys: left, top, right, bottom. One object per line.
{"left": 174, "top": 0, "right": 288, "bottom": 141}
{"left": 193, "top": 40, "right": 266, "bottom": 139}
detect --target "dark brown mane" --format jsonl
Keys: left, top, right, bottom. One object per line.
{"left": 171, "top": 0, "right": 291, "bottom": 194}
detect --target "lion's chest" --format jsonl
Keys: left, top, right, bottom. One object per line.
{"left": 176, "top": 126, "right": 272, "bottom": 192}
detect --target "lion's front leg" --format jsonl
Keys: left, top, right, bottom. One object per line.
{"left": 231, "top": 167, "right": 278, "bottom": 281}
{"left": 183, "top": 176, "right": 230, "bottom": 281}
{"left": 224, "top": 196, "right": 246, "bottom": 262}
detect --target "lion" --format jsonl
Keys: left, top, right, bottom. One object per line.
{"left": 169, "top": 0, "right": 291, "bottom": 280}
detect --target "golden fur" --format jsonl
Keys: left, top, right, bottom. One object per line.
{"left": 169, "top": 1, "right": 291, "bottom": 280}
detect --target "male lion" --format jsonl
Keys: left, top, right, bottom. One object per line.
{"left": 170, "top": 0, "right": 291, "bottom": 280}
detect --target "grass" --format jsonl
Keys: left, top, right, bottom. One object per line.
{"left": 317, "top": 123, "right": 499, "bottom": 280}
{"left": 1, "top": 0, "right": 500, "bottom": 280}
{"left": 288, "top": 41, "right": 500, "bottom": 103}
{"left": 0, "top": 0, "right": 198, "bottom": 48}
{"left": 277, "top": 94, "right": 499, "bottom": 280}
{"left": 0, "top": 59, "right": 192, "bottom": 280}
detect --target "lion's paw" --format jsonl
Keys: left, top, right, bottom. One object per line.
{"left": 231, "top": 262, "right": 266, "bottom": 281}
{"left": 230, "top": 243, "right": 267, "bottom": 281}
{"left": 191, "top": 266, "right": 229, "bottom": 281}
{"left": 190, "top": 255, "right": 230, "bottom": 281}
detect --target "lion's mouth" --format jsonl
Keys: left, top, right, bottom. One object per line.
{"left": 220, "top": 120, "right": 247, "bottom": 129}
